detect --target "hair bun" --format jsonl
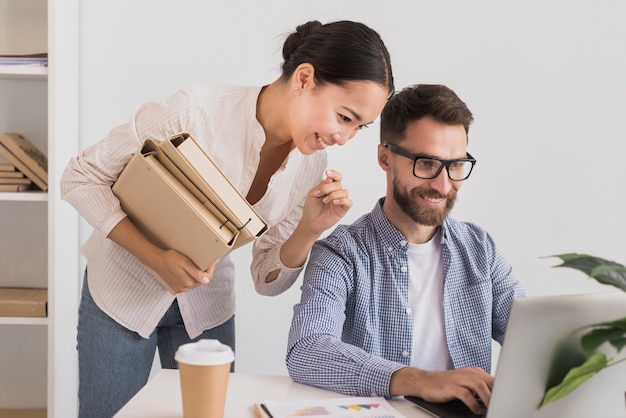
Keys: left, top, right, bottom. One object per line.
{"left": 282, "top": 20, "right": 323, "bottom": 61}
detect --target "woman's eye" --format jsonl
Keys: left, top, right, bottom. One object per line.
{"left": 339, "top": 114, "right": 352, "bottom": 123}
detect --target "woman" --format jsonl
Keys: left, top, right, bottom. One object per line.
{"left": 61, "top": 19, "right": 394, "bottom": 418}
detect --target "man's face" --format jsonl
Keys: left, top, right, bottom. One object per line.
{"left": 392, "top": 177, "right": 457, "bottom": 226}
{"left": 388, "top": 116, "right": 469, "bottom": 227}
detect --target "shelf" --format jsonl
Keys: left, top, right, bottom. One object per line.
{"left": 0, "top": 317, "right": 47, "bottom": 326}
{"left": 0, "top": 66, "right": 48, "bottom": 79}
{"left": 0, "top": 192, "right": 48, "bottom": 202}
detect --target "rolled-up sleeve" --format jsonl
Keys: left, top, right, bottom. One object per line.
{"left": 250, "top": 199, "right": 306, "bottom": 296}
{"left": 249, "top": 152, "right": 327, "bottom": 296}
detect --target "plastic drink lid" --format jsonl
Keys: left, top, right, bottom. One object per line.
{"left": 175, "top": 339, "right": 235, "bottom": 366}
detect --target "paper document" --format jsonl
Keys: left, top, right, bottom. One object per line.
{"left": 259, "top": 397, "right": 407, "bottom": 418}
{"left": 0, "top": 53, "right": 48, "bottom": 66}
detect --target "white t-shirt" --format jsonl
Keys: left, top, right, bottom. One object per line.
{"left": 407, "top": 229, "right": 452, "bottom": 371}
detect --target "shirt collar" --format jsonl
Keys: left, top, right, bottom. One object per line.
{"left": 371, "top": 197, "right": 450, "bottom": 253}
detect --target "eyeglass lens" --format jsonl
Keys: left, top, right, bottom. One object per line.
{"left": 414, "top": 158, "right": 473, "bottom": 181}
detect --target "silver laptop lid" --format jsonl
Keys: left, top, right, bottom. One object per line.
{"left": 488, "top": 292, "right": 626, "bottom": 418}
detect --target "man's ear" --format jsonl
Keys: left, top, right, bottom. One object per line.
{"left": 293, "top": 63, "right": 316, "bottom": 90}
{"left": 378, "top": 144, "right": 391, "bottom": 172}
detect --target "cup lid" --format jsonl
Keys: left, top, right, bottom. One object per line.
{"left": 175, "top": 339, "right": 234, "bottom": 366}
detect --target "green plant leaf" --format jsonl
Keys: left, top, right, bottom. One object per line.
{"left": 547, "top": 253, "right": 626, "bottom": 291}
{"left": 539, "top": 353, "right": 609, "bottom": 408}
{"left": 580, "top": 321, "right": 626, "bottom": 357}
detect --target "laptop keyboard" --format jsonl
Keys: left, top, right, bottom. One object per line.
{"left": 405, "top": 396, "right": 487, "bottom": 418}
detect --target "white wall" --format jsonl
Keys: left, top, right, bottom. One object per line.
{"left": 78, "top": 0, "right": 626, "bottom": 375}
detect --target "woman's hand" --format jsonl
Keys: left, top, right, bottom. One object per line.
{"left": 301, "top": 169, "right": 352, "bottom": 236}
{"left": 108, "top": 217, "right": 219, "bottom": 293}
{"left": 151, "top": 251, "right": 220, "bottom": 293}
{"left": 264, "top": 169, "right": 352, "bottom": 283}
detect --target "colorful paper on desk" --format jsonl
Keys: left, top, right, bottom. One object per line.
{"left": 260, "top": 397, "right": 407, "bottom": 418}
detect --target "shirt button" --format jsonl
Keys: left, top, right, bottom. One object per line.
{"left": 387, "top": 246, "right": 394, "bottom": 252}
{"left": 400, "top": 240, "right": 407, "bottom": 246}
{"left": 401, "top": 350, "right": 409, "bottom": 357}
{"left": 400, "top": 266, "right": 407, "bottom": 273}
{"left": 405, "top": 308, "right": 412, "bottom": 314}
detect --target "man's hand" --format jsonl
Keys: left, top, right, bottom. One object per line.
{"left": 390, "top": 367, "right": 493, "bottom": 415}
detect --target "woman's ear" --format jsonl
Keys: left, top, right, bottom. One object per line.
{"left": 293, "top": 63, "right": 315, "bottom": 90}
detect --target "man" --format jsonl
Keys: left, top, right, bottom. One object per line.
{"left": 286, "top": 84, "right": 525, "bottom": 415}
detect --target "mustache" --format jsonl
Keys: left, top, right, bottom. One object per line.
{"left": 411, "top": 188, "right": 452, "bottom": 200}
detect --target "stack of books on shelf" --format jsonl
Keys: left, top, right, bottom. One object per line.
{"left": 0, "top": 133, "right": 48, "bottom": 192}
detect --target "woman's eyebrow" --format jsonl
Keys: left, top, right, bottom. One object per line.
{"left": 341, "top": 106, "right": 362, "bottom": 122}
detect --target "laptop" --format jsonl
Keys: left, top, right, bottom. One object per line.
{"left": 405, "top": 291, "right": 626, "bottom": 418}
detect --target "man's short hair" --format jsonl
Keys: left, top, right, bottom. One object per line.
{"left": 380, "top": 84, "right": 474, "bottom": 145}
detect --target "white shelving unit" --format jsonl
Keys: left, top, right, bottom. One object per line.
{"left": 0, "top": 316, "right": 48, "bottom": 326}
{"left": 1, "top": 0, "right": 81, "bottom": 416}
{"left": 0, "top": 0, "right": 50, "bottom": 409}
{"left": 0, "top": 67, "right": 48, "bottom": 77}
{"left": 0, "top": 192, "right": 47, "bottom": 201}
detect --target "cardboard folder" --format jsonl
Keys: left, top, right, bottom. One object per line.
{"left": 158, "top": 133, "right": 268, "bottom": 247}
{"left": 112, "top": 133, "right": 267, "bottom": 293}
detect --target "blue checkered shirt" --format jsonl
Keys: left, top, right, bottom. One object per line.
{"left": 286, "top": 198, "right": 525, "bottom": 398}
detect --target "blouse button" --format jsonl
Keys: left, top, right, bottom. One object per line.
{"left": 400, "top": 266, "right": 407, "bottom": 273}
{"left": 400, "top": 240, "right": 407, "bottom": 246}
{"left": 387, "top": 246, "right": 394, "bottom": 252}
{"left": 405, "top": 308, "right": 412, "bottom": 314}
{"left": 401, "top": 350, "right": 409, "bottom": 357}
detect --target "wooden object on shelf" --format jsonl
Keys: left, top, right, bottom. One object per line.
{"left": 0, "top": 288, "right": 48, "bottom": 318}
{"left": 0, "top": 163, "right": 16, "bottom": 172}
{"left": 0, "top": 184, "right": 33, "bottom": 192}
{"left": 0, "top": 133, "right": 48, "bottom": 191}
{"left": 0, "top": 178, "right": 31, "bottom": 185}
{"left": 0, "top": 409, "right": 46, "bottom": 418}
{"left": 0, "top": 170, "right": 25, "bottom": 178}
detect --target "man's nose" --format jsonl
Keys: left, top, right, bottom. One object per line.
{"left": 429, "top": 167, "right": 453, "bottom": 195}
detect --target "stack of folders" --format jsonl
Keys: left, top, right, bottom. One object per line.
{"left": 0, "top": 133, "right": 48, "bottom": 192}
{"left": 112, "top": 132, "right": 268, "bottom": 293}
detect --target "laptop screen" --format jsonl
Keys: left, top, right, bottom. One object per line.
{"left": 403, "top": 292, "right": 626, "bottom": 418}
{"left": 487, "top": 292, "right": 626, "bottom": 418}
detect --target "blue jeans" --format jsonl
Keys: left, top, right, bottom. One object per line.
{"left": 77, "top": 273, "right": 235, "bottom": 418}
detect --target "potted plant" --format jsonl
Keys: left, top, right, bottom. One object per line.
{"left": 539, "top": 253, "right": 626, "bottom": 408}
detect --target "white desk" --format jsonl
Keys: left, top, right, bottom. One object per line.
{"left": 114, "top": 369, "right": 429, "bottom": 417}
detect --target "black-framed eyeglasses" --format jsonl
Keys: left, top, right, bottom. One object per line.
{"left": 384, "top": 143, "right": 476, "bottom": 181}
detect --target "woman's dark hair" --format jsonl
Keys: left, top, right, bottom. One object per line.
{"left": 281, "top": 20, "right": 394, "bottom": 96}
{"left": 380, "top": 84, "right": 474, "bottom": 145}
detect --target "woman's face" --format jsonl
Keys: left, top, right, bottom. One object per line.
{"left": 289, "top": 79, "right": 389, "bottom": 155}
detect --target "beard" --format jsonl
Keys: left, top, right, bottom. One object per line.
{"left": 392, "top": 177, "right": 457, "bottom": 226}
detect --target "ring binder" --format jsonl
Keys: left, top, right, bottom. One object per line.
{"left": 112, "top": 133, "right": 268, "bottom": 294}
